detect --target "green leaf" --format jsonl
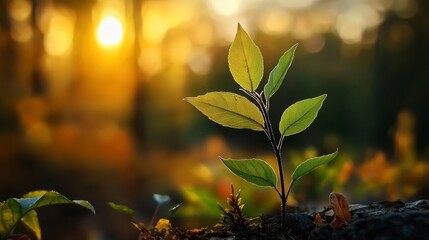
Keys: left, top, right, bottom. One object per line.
{"left": 108, "top": 202, "right": 134, "bottom": 216}
{"left": 221, "top": 158, "right": 277, "bottom": 187}
{"left": 228, "top": 23, "right": 264, "bottom": 91}
{"left": 264, "top": 44, "right": 298, "bottom": 100}
{"left": 279, "top": 94, "right": 327, "bottom": 137}
{"left": 181, "top": 187, "right": 221, "bottom": 217}
{"left": 184, "top": 92, "right": 264, "bottom": 131}
{"left": 16, "top": 191, "right": 95, "bottom": 213}
{"left": 21, "top": 211, "right": 40, "bottom": 240}
{"left": 0, "top": 199, "right": 21, "bottom": 239}
{"left": 22, "top": 191, "right": 47, "bottom": 198}
{"left": 292, "top": 149, "right": 338, "bottom": 182}
{"left": 0, "top": 191, "right": 95, "bottom": 240}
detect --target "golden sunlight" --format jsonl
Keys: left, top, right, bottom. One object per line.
{"left": 96, "top": 15, "right": 123, "bottom": 47}
{"left": 207, "top": 0, "right": 242, "bottom": 16}
{"left": 43, "top": 8, "right": 75, "bottom": 56}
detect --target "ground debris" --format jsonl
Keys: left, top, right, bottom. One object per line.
{"left": 136, "top": 187, "right": 429, "bottom": 240}
{"left": 310, "top": 199, "right": 429, "bottom": 240}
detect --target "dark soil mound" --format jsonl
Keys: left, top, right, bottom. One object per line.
{"left": 138, "top": 188, "right": 429, "bottom": 240}
{"left": 310, "top": 200, "right": 429, "bottom": 240}
{"left": 167, "top": 200, "right": 429, "bottom": 240}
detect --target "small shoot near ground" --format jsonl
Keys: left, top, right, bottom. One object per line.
{"left": 150, "top": 194, "right": 171, "bottom": 227}
{"left": 109, "top": 193, "right": 182, "bottom": 239}
{"left": 0, "top": 191, "right": 95, "bottom": 240}
{"left": 184, "top": 23, "right": 338, "bottom": 233}
{"left": 218, "top": 185, "right": 249, "bottom": 232}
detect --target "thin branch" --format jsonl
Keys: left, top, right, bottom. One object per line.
{"left": 277, "top": 135, "right": 285, "bottom": 150}
{"left": 241, "top": 89, "right": 263, "bottom": 107}
{"left": 149, "top": 204, "right": 160, "bottom": 228}
{"left": 240, "top": 89, "right": 271, "bottom": 140}
{"left": 273, "top": 186, "right": 282, "bottom": 199}
{"left": 284, "top": 180, "right": 294, "bottom": 206}
{"left": 263, "top": 129, "right": 271, "bottom": 140}
{"left": 266, "top": 96, "right": 270, "bottom": 111}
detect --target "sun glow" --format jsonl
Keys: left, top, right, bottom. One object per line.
{"left": 96, "top": 15, "right": 123, "bottom": 47}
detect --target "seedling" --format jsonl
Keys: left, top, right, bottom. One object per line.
{"left": 150, "top": 194, "right": 170, "bottom": 227}
{"left": 109, "top": 194, "right": 182, "bottom": 239}
{"left": 0, "top": 191, "right": 95, "bottom": 240}
{"left": 184, "top": 24, "right": 338, "bottom": 232}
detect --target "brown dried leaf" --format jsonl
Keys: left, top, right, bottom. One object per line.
{"left": 314, "top": 213, "right": 325, "bottom": 224}
{"left": 329, "top": 192, "right": 351, "bottom": 228}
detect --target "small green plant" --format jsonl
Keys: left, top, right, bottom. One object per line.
{"left": 184, "top": 23, "right": 338, "bottom": 232}
{"left": 109, "top": 194, "right": 182, "bottom": 239}
{"left": 0, "top": 190, "right": 95, "bottom": 240}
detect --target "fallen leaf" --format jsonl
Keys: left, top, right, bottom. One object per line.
{"left": 314, "top": 213, "right": 325, "bottom": 224}
{"left": 329, "top": 192, "right": 351, "bottom": 228}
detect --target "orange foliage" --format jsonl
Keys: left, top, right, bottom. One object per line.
{"left": 352, "top": 110, "right": 427, "bottom": 200}
{"left": 394, "top": 110, "right": 427, "bottom": 198}
{"left": 357, "top": 152, "right": 398, "bottom": 187}
{"left": 395, "top": 110, "right": 415, "bottom": 157}
{"left": 16, "top": 97, "right": 48, "bottom": 127}
{"left": 337, "top": 160, "right": 354, "bottom": 184}
{"left": 49, "top": 120, "right": 134, "bottom": 170}
{"left": 201, "top": 135, "right": 231, "bottom": 162}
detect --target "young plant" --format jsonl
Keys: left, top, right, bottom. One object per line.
{"left": 0, "top": 190, "right": 95, "bottom": 240}
{"left": 109, "top": 193, "right": 181, "bottom": 239}
{"left": 184, "top": 24, "right": 338, "bottom": 232}
{"left": 150, "top": 194, "right": 171, "bottom": 227}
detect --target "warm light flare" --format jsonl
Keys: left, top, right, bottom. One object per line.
{"left": 9, "top": 0, "right": 32, "bottom": 21}
{"left": 96, "top": 15, "right": 124, "bottom": 47}
{"left": 208, "top": 0, "right": 241, "bottom": 16}
{"left": 43, "top": 8, "right": 75, "bottom": 56}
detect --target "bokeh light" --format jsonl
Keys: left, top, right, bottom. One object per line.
{"left": 96, "top": 15, "right": 124, "bottom": 47}
{"left": 42, "top": 8, "right": 75, "bottom": 56}
{"left": 207, "top": 0, "right": 242, "bottom": 16}
{"left": 258, "top": 9, "right": 292, "bottom": 35}
{"left": 8, "top": 0, "right": 33, "bottom": 42}
{"left": 277, "top": 0, "right": 319, "bottom": 10}
{"left": 9, "top": 0, "right": 31, "bottom": 21}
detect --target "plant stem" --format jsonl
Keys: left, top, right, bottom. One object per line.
{"left": 266, "top": 119, "right": 287, "bottom": 233}
{"left": 149, "top": 204, "right": 160, "bottom": 227}
{"left": 257, "top": 94, "right": 287, "bottom": 231}
{"left": 277, "top": 135, "right": 285, "bottom": 150}
{"left": 285, "top": 181, "right": 294, "bottom": 206}
{"left": 244, "top": 90, "right": 287, "bottom": 233}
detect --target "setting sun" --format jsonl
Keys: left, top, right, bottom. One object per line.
{"left": 96, "top": 15, "right": 123, "bottom": 47}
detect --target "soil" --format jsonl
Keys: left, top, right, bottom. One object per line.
{"left": 140, "top": 199, "right": 429, "bottom": 240}
{"left": 310, "top": 200, "right": 429, "bottom": 240}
